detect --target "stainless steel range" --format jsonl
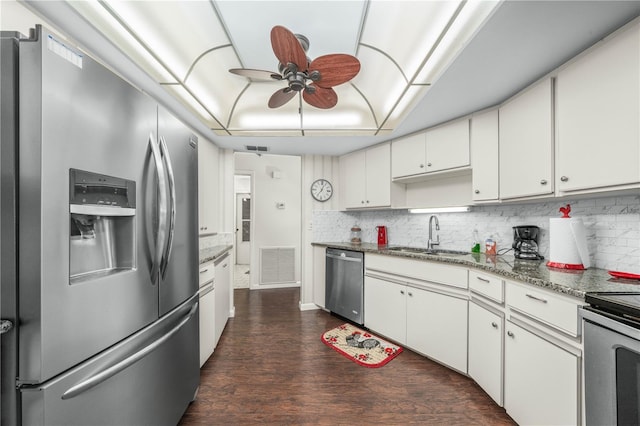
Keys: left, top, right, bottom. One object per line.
{"left": 581, "top": 292, "right": 640, "bottom": 425}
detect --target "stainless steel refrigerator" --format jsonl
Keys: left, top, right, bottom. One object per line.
{"left": 1, "top": 26, "right": 200, "bottom": 425}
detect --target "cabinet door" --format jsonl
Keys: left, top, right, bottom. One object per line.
{"left": 364, "top": 276, "right": 406, "bottom": 344}
{"left": 365, "top": 143, "right": 391, "bottom": 207}
{"left": 198, "top": 139, "right": 219, "bottom": 234}
{"left": 425, "top": 119, "right": 470, "bottom": 173}
{"left": 214, "top": 254, "right": 231, "bottom": 346}
{"left": 391, "top": 133, "right": 426, "bottom": 178}
{"left": 198, "top": 287, "right": 215, "bottom": 367}
{"left": 471, "top": 110, "right": 499, "bottom": 201}
{"left": 504, "top": 322, "right": 579, "bottom": 426}
{"left": 406, "top": 287, "right": 468, "bottom": 373}
{"left": 468, "top": 302, "right": 503, "bottom": 406}
{"left": 499, "top": 78, "right": 554, "bottom": 199}
{"left": 341, "top": 150, "right": 367, "bottom": 208}
{"left": 313, "top": 246, "right": 326, "bottom": 308}
{"left": 556, "top": 22, "right": 640, "bottom": 192}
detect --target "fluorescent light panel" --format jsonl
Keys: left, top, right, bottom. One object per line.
{"left": 409, "top": 207, "right": 471, "bottom": 214}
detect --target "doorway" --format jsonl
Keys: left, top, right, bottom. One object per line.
{"left": 234, "top": 174, "right": 251, "bottom": 289}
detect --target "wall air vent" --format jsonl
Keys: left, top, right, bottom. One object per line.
{"left": 245, "top": 145, "right": 269, "bottom": 152}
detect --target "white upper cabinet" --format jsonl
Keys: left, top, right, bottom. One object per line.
{"left": 392, "top": 118, "right": 470, "bottom": 182}
{"left": 471, "top": 109, "right": 499, "bottom": 201}
{"left": 198, "top": 138, "right": 219, "bottom": 235}
{"left": 556, "top": 20, "right": 640, "bottom": 194}
{"left": 341, "top": 142, "right": 394, "bottom": 209}
{"left": 499, "top": 78, "right": 554, "bottom": 200}
{"left": 425, "top": 119, "right": 470, "bottom": 173}
{"left": 391, "top": 133, "right": 426, "bottom": 178}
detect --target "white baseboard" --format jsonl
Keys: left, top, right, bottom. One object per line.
{"left": 299, "top": 302, "right": 320, "bottom": 311}
{"left": 250, "top": 282, "right": 300, "bottom": 290}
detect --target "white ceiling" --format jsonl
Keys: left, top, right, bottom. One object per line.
{"left": 21, "top": 1, "right": 640, "bottom": 156}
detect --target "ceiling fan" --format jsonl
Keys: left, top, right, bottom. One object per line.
{"left": 229, "top": 25, "right": 361, "bottom": 109}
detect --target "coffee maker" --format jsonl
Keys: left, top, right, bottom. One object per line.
{"left": 512, "top": 226, "right": 544, "bottom": 260}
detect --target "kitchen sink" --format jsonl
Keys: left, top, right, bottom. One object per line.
{"left": 386, "top": 246, "right": 469, "bottom": 256}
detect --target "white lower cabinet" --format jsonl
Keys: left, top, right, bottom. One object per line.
{"left": 363, "top": 253, "right": 583, "bottom": 425}
{"left": 198, "top": 283, "right": 215, "bottom": 367}
{"left": 214, "top": 253, "right": 231, "bottom": 346}
{"left": 406, "top": 286, "right": 467, "bottom": 373}
{"left": 468, "top": 301, "right": 503, "bottom": 406}
{"left": 364, "top": 266, "right": 468, "bottom": 373}
{"left": 504, "top": 321, "right": 579, "bottom": 426}
{"left": 364, "top": 275, "right": 406, "bottom": 344}
{"left": 198, "top": 260, "right": 216, "bottom": 367}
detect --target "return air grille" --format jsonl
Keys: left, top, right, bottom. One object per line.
{"left": 245, "top": 145, "right": 269, "bottom": 152}
{"left": 260, "top": 247, "right": 295, "bottom": 285}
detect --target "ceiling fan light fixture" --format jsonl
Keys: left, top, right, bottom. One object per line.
{"left": 230, "top": 25, "right": 360, "bottom": 110}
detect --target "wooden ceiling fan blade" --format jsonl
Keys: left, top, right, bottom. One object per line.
{"left": 229, "top": 68, "right": 282, "bottom": 80}
{"left": 271, "top": 26, "right": 308, "bottom": 72}
{"left": 309, "top": 54, "right": 361, "bottom": 88}
{"left": 268, "top": 88, "right": 296, "bottom": 109}
{"left": 303, "top": 85, "right": 337, "bottom": 109}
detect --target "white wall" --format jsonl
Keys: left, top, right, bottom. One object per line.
{"left": 300, "top": 155, "right": 340, "bottom": 308}
{"left": 234, "top": 153, "right": 301, "bottom": 288}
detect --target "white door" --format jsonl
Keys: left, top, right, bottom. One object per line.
{"left": 235, "top": 193, "right": 251, "bottom": 265}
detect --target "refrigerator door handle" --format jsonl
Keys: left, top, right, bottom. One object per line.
{"left": 148, "top": 132, "right": 168, "bottom": 283}
{"left": 158, "top": 136, "right": 176, "bottom": 278}
{"left": 60, "top": 301, "right": 198, "bottom": 400}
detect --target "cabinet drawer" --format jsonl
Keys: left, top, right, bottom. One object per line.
{"left": 199, "top": 261, "right": 215, "bottom": 286}
{"left": 366, "top": 254, "right": 468, "bottom": 289}
{"left": 506, "top": 281, "right": 581, "bottom": 336}
{"left": 469, "top": 271, "right": 504, "bottom": 303}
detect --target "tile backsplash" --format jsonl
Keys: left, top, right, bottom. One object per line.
{"left": 313, "top": 195, "right": 640, "bottom": 274}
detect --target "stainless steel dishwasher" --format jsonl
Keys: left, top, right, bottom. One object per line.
{"left": 325, "top": 248, "right": 364, "bottom": 325}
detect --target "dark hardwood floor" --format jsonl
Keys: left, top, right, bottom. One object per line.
{"left": 179, "top": 288, "right": 516, "bottom": 425}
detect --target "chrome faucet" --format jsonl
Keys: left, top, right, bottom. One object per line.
{"left": 427, "top": 215, "right": 440, "bottom": 250}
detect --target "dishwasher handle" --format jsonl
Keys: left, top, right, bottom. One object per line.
{"left": 326, "top": 253, "right": 363, "bottom": 263}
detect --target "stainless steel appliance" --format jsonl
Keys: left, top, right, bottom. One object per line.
{"left": 325, "top": 248, "right": 364, "bottom": 325}
{"left": 512, "top": 225, "right": 544, "bottom": 260}
{"left": 581, "top": 292, "right": 640, "bottom": 425}
{"left": 1, "top": 26, "right": 199, "bottom": 425}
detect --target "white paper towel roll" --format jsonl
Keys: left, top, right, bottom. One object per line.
{"left": 548, "top": 217, "right": 591, "bottom": 269}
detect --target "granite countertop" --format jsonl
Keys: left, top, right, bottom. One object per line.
{"left": 312, "top": 242, "right": 640, "bottom": 300}
{"left": 200, "top": 245, "right": 233, "bottom": 264}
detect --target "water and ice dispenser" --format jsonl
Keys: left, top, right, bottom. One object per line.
{"left": 69, "top": 169, "right": 136, "bottom": 283}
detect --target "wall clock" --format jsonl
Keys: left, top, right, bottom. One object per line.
{"left": 310, "top": 178, "right": 333, "bottom": 202}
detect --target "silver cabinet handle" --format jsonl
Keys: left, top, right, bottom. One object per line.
{"left": 507, "top": 331, "right": 514, "bottom": 338}
{"left": 474, "top": 189, "right": 480, "bottom": 194}
{"left": 560, "top": 176, "right": 569, "bottom": 182}
{"left": 400, "top": 290, "right": 405, "bottom": 295}
{"left": 427, "top": 162, "right": 432, "bottom": 167}
{"left": 476, "top": 276, "right": 490, "bottom": 283}
{"left": 199, "top": 268, "right": 209, "bottom": 274}
{"left": 540, "top": 179, "right": 547, "bottom": 185}
{"left": 159, "top": 136, "right": 176, "bottom": 278}
{"left": 408, "top": 292, "right": 413, "bottom": 297}
{"left": 491, "top": 322, "right": 498, "bottom": 329}
{"left": 0, "top": 320, "right": 13, "bottom": 334}
{"left": 148, "top": 133, "right": 167, "bottom": 284}
{"left": 526, "top": 293, "right": 548, "bottom": 303}
{"left": 61, "top": 301, "right": 198, "bottom": 400}
{"left": 419, "top": 164, "right": 425, "bottom": 168}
